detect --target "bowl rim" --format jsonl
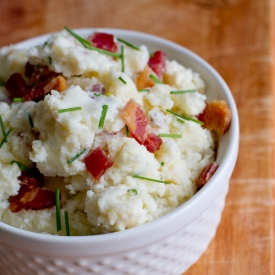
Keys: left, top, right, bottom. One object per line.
{"left": 0, "top": 28, "right": 239, "bottom": 253}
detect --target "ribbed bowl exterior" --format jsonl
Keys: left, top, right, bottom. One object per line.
{"left": 0, "top": 182, "right": 228, "bottom": 275}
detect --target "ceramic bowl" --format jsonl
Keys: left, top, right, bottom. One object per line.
{"left": 0, "top": 28, "right": 239, "bottom": 275}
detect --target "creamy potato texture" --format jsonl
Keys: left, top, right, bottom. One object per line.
{"left": 0, "top": 29, "right": 216, "bottom": 235}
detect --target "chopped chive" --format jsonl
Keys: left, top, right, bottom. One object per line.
{"left": 119, "top": 76, "right": 127, "bottom": 84}
{"left": 65, "top": 26, "right": 121, "bottom": 58}
{"left": 67, "top": 148, "right": 86, "bottom": 164}
{"left": 94, "top": 93, "right": 101, "bottom": 96}
{"left": 121, "top": 45, "right": 125, "bottom": 72}
{"left": 158, "top": 133, "right": 182, "bottom": 138}
{"left": 10, "top": 160, "right": 31, "bottom": 172}
{"left": 149, "top": 74, "right": 163, "bottom": 84}
{"left": 127, "top": 189, "right": 138, "bottom": 195}
{"left": 125, "top": 125, "right": 130, "bottom": 137}
{"left": 117, "top": 38, "right": 139, "bottom": 50}
{"left": 64, "top": 211, "right": 70, "bottom": 236}
{"left": 170, "top": 89, "right": 196, "bottom": 94}
{"left": 166, "top": 109, "right": 204, "bottom": 125}
{"left": 161, "top": 162, "right": 165, "bottom": 166}
{"left": 0, "top": 128, "right": 11, "bottom": 148}
{"left": 28, "top": 113, "right": 34, "bottom": 128}
{"left": 13, "top": 98, "right": 24, "bottom": 102}
{"left": 177, "top": 118, "right": 185, "bottom": 124}
{"left": 48, "top": 56, "right": 52, "bottom": 65}
{"left": 138, "top": 88, "right": 149, "bottom": 92}
{"left": 98, "top": 105, "right": 108, "bottom": 129}
{"left": 58, "top": 107, "right": 82, "bottom": 113}
{"left": 0, "top": 115, "right": 7, "bottom": 143}
{"left": 43, "top": 41, "right": 48, "bottom": 46}
{"left": 133, "top": 175, "right": 170, "bottom": 184}
{"left": 55, "top": 189, "right": 62, "bottom": 232}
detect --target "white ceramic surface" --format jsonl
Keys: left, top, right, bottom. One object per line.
{"left": 0, "top": 28, "right": 239, "bottom": 275}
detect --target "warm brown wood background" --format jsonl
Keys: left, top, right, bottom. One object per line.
{"left": 0, "top": 0, "right": 274, "bottom": 274}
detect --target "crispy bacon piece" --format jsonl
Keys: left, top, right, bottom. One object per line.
{"left": 84, "top": 146, "right": 113, "bottom": 181}
{"left": 120, "top": 99, "right": 148, "bottom": 144}
{"left": 196, "top": 162, "right": 219, "bottom": 189}
{"left": 198, "top": 100, "right": 232, "bottom": 135}
{"left": 5, "top": 73, "right": 29, "bottom": 98}
{"left": 25, "top": 62, "right": 58, "bottom": 82}
{"left": 9, "top": 170, "right": 55, "bottom": 213}
{"left": 136, "top": 65, "right": 156, "bottom": 90}
{"left": 23, "top": 76, "right": 67, "bottom": 102}
{"left": 143, "top": 133, "right": 163, "bottom": 153}
{"left": 88, "top": 32, "right": 118, "bottom": 53}
{"left": 9, "top": 187, "right": 55, "bottom": 212}
{"left": 148, "top": 51, "right": 166, "bottom": 80}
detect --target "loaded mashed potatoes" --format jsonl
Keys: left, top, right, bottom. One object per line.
{"left": 0, "top": 28, "right": 231, "bottom": 235}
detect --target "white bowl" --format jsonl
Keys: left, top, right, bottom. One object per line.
{"left": 0, "top": 28, "right": 239, "bottom": 275}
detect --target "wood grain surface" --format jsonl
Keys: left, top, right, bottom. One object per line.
{"left": 0, "top": 0, "right": 274, "bottom": 274}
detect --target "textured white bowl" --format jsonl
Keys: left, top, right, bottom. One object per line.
{"left": 0, "top": 28, "right": 239, "bottom": 275}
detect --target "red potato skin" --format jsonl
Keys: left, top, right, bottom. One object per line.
{"left": 84, "top": 147, "right": 113, "bottom": 181}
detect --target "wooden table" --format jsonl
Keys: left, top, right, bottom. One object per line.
{"left": 0, "top": 0, "right": 274, "bottom": 274}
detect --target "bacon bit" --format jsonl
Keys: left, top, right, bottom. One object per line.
{"left": 136, "top": 65, "right": 156, "bottom": 90}
{"left": 84, "top": 146, "right": 113, "bottom": 181}
{"left": 9, "top": 169, "right": 55, "bottom": 213}
{"left": 92, "top": 83, "right": 105, "bottom": 94}
{"left": 9, "top": 187, "right": 55, "bottom": 212}
{"left": 143, "top": 133, "right": 163, "bottom": 153}
{"left": 120, "top": 99, "right": 148, "bottom": 144}
{"left": 88, "top": 32, "right": 118, "bottom": 53}
{"left": 19, "top": 170, "right": 44, "bottom": 188}
{"left": 25, "top": 62, "right": 58, "bottom": 82}
{"left": 23, "top": 76, "right": 67, "bottom": 102}
{"left": 196, "top": 162, "right": 219, "bottom": 189}
{"left": 148, "top": 51, "right": 166, "bottom": 80}
{"left": 197, "top": 100, "right": 232, "bottom": 135}
{"left": 5, "top": 73, "right": 29, "bottom": 98}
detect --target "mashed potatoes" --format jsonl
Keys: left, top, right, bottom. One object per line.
{"left": 0, "top": 29, "right": 216, "bottom": 235}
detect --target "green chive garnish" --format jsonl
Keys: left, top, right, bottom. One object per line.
{"left": 0, "top": 128, "right": 11, "bottom": 148}
{"left": 158, "top": 133, "right": 182, "bottom": 138}
{"left": 64, "top": 211, "right": 70, "bottom": 236}
{"left": 161, "top": 162, "right": 165, "bottom": 166}
{"left": 0, "top": 81, "right": 5, "bottom": 87}
{"left": 166, "top": 109, "right": 204, "bottom": 125}
{"left": 58, "top": 107, "right": 82, "bottom": 113}
{"left": 125, "top": 125, "right": 130, "bottom": 137}
{"left": 0, "top": 115, "right": 7, "bottom": 143}
{"left": 98, "top": 105, "right": 108, "bottom": 129}
{"left": 13, "top": 98, "right": 24, "bottom": 102}
{"left": 170, "top": 89, "right": 196, "bottom": 94}
{"left": 117, "top": 38, "right": 139, "bottom": 50}
{"left": 67, "top": 148, "right": 86, "bottom": 164}
{"left": 121, "top": 45, "right": 125, "bottom": 72}
{"left": 127, "top": 189, "right": 138, "bottom": 195}
{"left": 149, "top": 74, "right": 163, "bottom": 84}
{"left": 28, "top": 113, "right": 34, "bottom": 128}
{"left": 138, "top": 89, "right": 149, "bottom": 92}
{"left": 94, "top": 93, "right": 101, "bottom": 96}
{"left": 65, "top": 26, "right": 121, "bottom": 58}
{"left": 48, "top": 56, "right": 52, "bottom": 65}
{"left": 10, "top": 160, "right": 31, "bottom": 172}
{"left": 55, "top": 189, "right": 62, "bottom": 232}
{"left": 119, "top": 76, "right": 127, "bottom": 84}
{"left": 133, "top": 175, "right": 170, "bottom": 184}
